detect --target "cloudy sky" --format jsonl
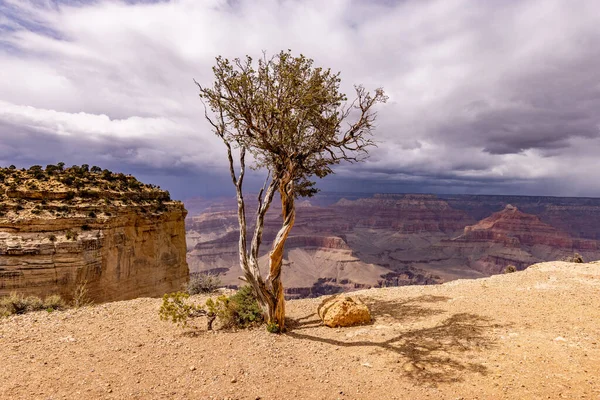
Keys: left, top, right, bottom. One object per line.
{"left": 1, "top": 0, "right": 600, "bottom": 200}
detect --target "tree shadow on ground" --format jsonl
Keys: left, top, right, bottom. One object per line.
{"left": 366, "top": 295, "right": 450, "bottom": 323}
{"left": 287, "top": 295, "right": 501, "bottom": 385}
{"left": 288, "top": 294, "right": 450, "bottom": 330}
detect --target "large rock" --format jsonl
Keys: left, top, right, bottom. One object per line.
{"left": 317, "top": 295, "right": 371, "bottom": 327}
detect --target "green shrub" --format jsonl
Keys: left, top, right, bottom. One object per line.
{"left": 48, "top": 234, "right": 57, "bottom": 242}
{"left": 159, "top": 292, "right": 206, "bottom": 327}
{"left": 187, "top": 273, "right": 221, "bottom": 295}
{"left": 205, "top": 285, "right": 263, "bottom": 329}
{"left": 159, "top": 286, "right": 263, "bottom": 330}
{"left": 266, "top": 322, "right": 280, "bottom": 333}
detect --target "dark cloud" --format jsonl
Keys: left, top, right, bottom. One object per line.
{"left": 1, "top": 0, "right": 600, "bottom": 198}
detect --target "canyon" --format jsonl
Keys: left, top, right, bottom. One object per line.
{"left": 186, "top": 193, "right": 600, "bottom": 297}
{"left": 0, "top": 165, "right": 189, "bottom": 302}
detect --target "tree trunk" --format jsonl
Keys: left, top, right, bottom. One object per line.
{"left": 265, "top": 177, "right": 295, "bottom": 331}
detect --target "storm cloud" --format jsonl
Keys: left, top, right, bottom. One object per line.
{"left": 1, "top": 0, "right": 600, "bottom": 199}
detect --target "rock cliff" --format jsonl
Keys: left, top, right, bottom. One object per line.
{"left": 0, "top": 165, "right": 188, "bottom": 302}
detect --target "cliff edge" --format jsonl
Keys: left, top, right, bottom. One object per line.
{"left": 0, "top": 164, "right": 188, "bottom": 302}
{"left": 1, "top": 260, "right": 598, "bottom": 399}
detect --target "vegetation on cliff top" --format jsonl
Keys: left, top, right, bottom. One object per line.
{"left": 0, "top": 163, "right": 175, "bottom": 219}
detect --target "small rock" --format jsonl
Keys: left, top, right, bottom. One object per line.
{"left": 554, "top": 336, "right": 567, "bottom": 342}
{"left": 190, "top": 366, "right": 196, "bottom": 371}
{"left": 230, "top": 377, "right": 237, "bottom": 383}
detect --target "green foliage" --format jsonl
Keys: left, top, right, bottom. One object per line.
{"left": 160, "top": 286, "right": 263, "bottom": 330}
{"left": 205, "top": 286, "right": 263, "bottom": 329}
{"left": 159, "top": 292, "right": 204, "bottom": 327}
{"left": 0, "top": 164, "right": 169, "bottom": 209}
{"left": 266, "top": 322, "right": 280, "bottom": 333}
{"left": 197, "top": 50, "right": 387, "bottom": 198}
{"left": 48, "top": 234, "right": 57, "bottom": 242}
{"left": 0, "top": 293, "right": 66, "bottom": 317}
{"left": 187, "top": 272, "right": 221, "bottom": 295}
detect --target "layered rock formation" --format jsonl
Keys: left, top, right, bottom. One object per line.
{"left": 332, "top": 194, "right": 475, "bottom": 233}
{"left": 441, "top": 194, "right": 600, "bottom": 240}
{"left": 445, "top": 205, "right": 598, "bottom": 274}
{"left": 185, "top": 193, "right": 600, "bottom": 296}
{"left": 0, "top": 165, "right": 188, "bottom": 302}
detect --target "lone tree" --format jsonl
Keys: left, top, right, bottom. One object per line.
{"left": 196, "top": 51, "right": 387, "bottom": 331}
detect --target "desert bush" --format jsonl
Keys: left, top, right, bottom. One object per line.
{"left": 563, "top": 253, "right": 584, "bottom": 263}
{"left": 205, "top": 285, "right": 263, "bottom": 329}
{"left": 187, "top": 272, "right": 221, "bottom": 295}
{"left": 0, "top": 293, "right": 65, "bottom": 316}
{"left": 65, "top": 230, "right": 78, "bottom": 241}
{"left": 43, "top": 294, "right": 66, "bottom": 311}
{"left": 503, "top": 265, "right": 517, "bottom": 274}
{"left": 72, "top": 280, "right": 93, "bottom": 308}
{"left": 159, "top": 286, "right": 263, "bottom": 330}
{"left": 47, "top": 234, "right": 57, "bottom": 242}
{"left": 159, "top": 291, "right": 207, "bottom": 327}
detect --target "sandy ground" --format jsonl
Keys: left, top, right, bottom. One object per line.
{"left": 1, "top": 261, "right": 600, "bottom": 400}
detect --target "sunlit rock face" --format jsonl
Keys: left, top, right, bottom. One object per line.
{"left": 0, "top": 166, "right": 188, "bottom": 302}
{"left": 0, "top": 203, "right": 189, "bottom": 302}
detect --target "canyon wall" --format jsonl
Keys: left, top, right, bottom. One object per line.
{"left": 0, "top": 165, "right": 189, "bottom": 303}
{"left": 0, "top": 205, "right": 189, "bottom": 302}
{"left": 185, "top": 193, "right": 600, "bottom": 297}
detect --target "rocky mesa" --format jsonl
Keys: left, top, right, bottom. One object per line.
{"left": 0, "top": 164, "right": 189, "bottom": 302}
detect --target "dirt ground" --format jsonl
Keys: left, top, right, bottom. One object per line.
{"left": 1, "top": 261, "right": 599, "bottom": 400}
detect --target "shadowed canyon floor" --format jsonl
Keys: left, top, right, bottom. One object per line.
{"left": 2, "top": 261, "right": 599, "bottom": 399}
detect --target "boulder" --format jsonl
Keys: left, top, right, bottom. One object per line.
{"left": 317, "top": 295, "right": 371, "bottom": 327}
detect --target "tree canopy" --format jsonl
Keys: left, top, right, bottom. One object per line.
{"left": 196, "top": 50, "right": 387, "bottom": 331}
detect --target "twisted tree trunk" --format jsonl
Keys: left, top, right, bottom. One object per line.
{"left": 264, "top": 176, "right": 295, "bottom": 331}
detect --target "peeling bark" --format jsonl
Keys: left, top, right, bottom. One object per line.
{"left": 264, "top": 176, "right": 295, "bottom": 330}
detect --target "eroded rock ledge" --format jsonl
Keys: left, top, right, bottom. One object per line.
{"left": 0, "top": 165, "right": 188, "bottom": 302}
